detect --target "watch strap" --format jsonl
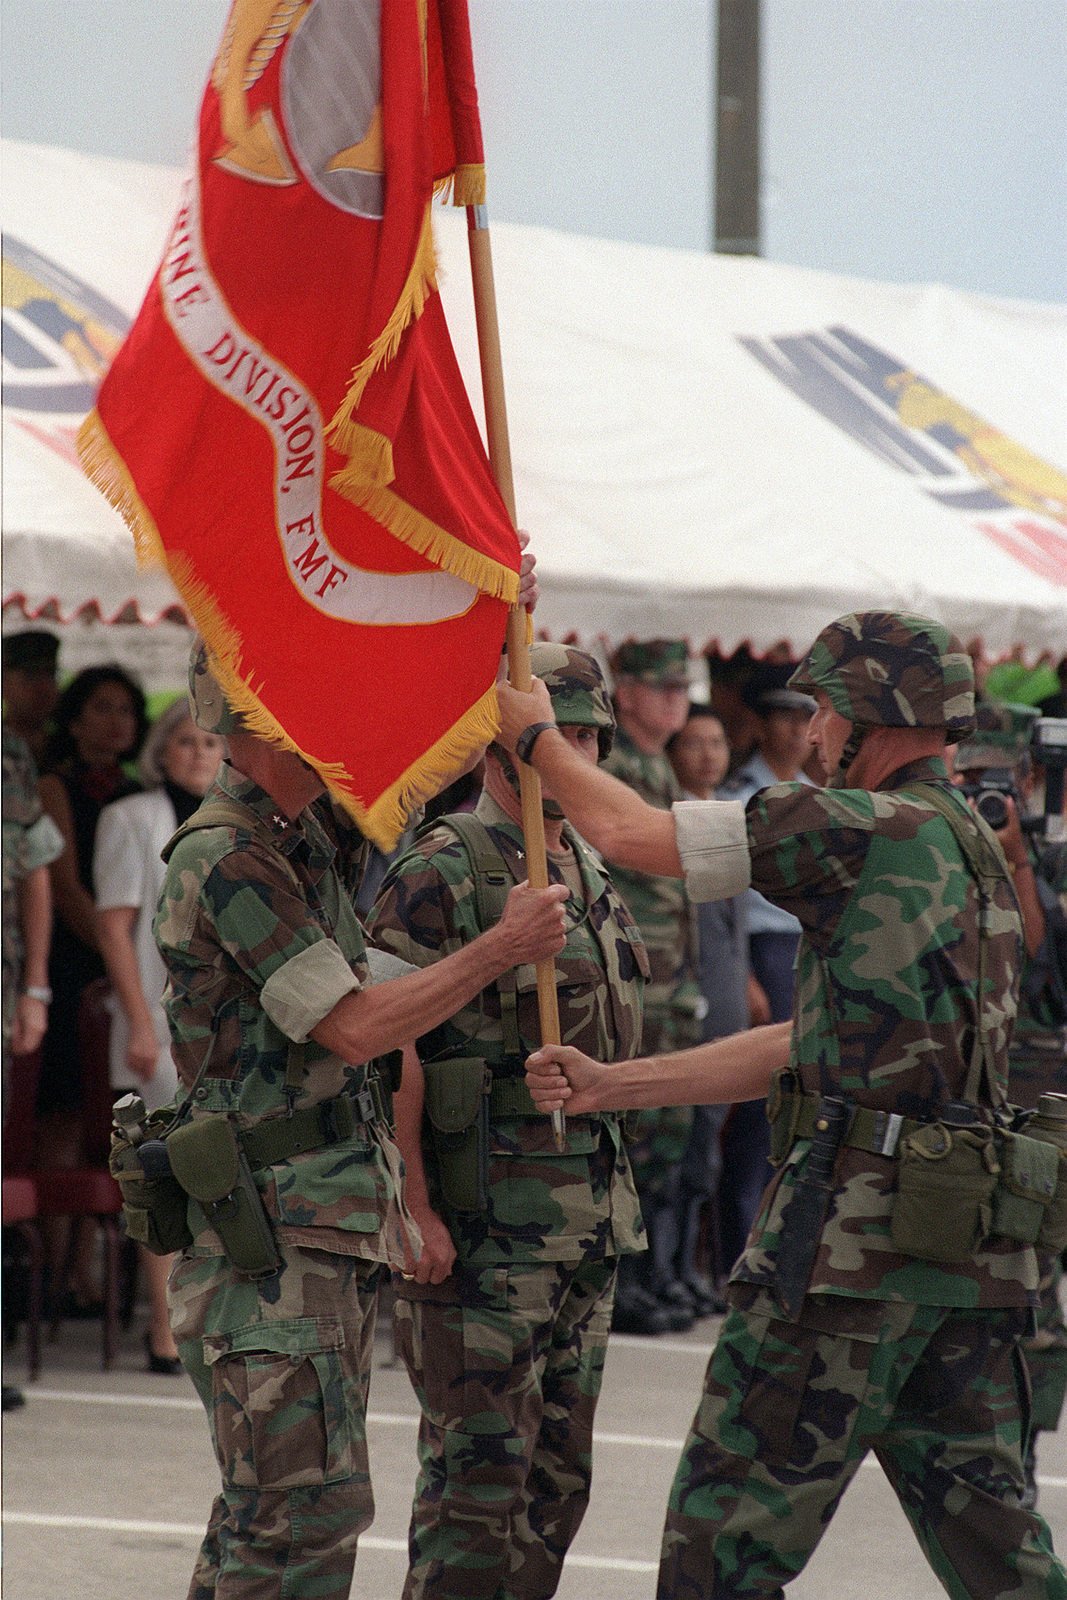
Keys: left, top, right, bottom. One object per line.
{"left": 515, "top": 721, "right": 556, "bottom": 765}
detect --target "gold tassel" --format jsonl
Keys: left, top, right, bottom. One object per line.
{"left": 327, "top": 474, "right": 520, "bottom": 604}
{"left": 326, "top": 205, "right": 438, "bottom": 448}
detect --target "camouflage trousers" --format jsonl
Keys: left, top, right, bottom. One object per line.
{"left": 169, "top": 1241, "right": 382, "bottom": 1599}
{"left": 1026, "top": 1256, "right": 1067, "bottom": 1434}
{"left": 394, "top": 1255, "right": 617, "bottom": 1599}
{"left": 659, "top": 1289, "right": 1067, "bottom": 1600}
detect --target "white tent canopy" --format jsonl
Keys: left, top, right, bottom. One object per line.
{"left": 3, "top": 138, "right": 1065, "bottom": 665}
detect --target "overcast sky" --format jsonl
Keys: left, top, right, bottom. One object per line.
{"left": 2, "top": 0, "right": 1065, "bottom": 302}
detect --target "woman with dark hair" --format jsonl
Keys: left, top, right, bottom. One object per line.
{"left": 37, "top": 665, "right": 147, "bottom": 1313}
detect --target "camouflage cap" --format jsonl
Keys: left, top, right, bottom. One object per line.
{"left": 954, "top": 701, "right": 1038, "bottom": 771}
{"left": 529, "top": 641, "right": 616, "bottom": 760}
{"left": 609, "top": 638, "right": 690, "bottom": 688}
{"left": 789, "top": 611, "right": 976, "bottom": 735}
{"left": 187, "top": 641, "right": 244, "bottom": 737}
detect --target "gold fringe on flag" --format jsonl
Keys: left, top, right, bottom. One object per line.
{"left": 433, "top": 162, "right": 486, "bottom": 207}
{"left": 324, "top": 422, "right": 396, "bottom": 488}
{"left": 325, "top": 205, "right": 438, "bottom": 449}
{"left": 76, "top": 409, "right": 170, "bottom": 575}
{"left": 76, "top": 407, "right": 507, "bottom": 852}
{"left": 327, "top": 473, "right": 520, "bottom": 604}
{"left": 362, "top": 680, "right": 501, "bottom": 848}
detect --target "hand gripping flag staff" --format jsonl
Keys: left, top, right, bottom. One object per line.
{"left": 78, "top": 0, "right": 567, "bottom": 1150}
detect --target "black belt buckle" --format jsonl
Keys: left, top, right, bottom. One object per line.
{"left": 354, "top": 1084, "right": 376, "bottom": 1124}
{"left": 941, "top": 1101, "right": 982, "bottom": 1128}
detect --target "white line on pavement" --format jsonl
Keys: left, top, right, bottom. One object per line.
{"left": 0, "top": 1513, "right": 658, "bottom": 1572}
{"left": 16, "top": 1389, "right": 1067, "bottom": 1488}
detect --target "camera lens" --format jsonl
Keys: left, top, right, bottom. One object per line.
{"left": 976, "top": 791, "right": 1009, "bottom": 831}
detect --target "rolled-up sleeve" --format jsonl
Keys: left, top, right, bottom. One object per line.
{"left": 260, "top": 940, "right": 361, "bottom": 1043}
{"left": 672, "top": 799, "right": 751, "bottom": 903}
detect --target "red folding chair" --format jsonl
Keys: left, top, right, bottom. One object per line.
{"left": 30, "top": 980, "right": 124, "bottom": 1369}
{"left": 2, "top": 1169, "right": 44, "bottom": 1383}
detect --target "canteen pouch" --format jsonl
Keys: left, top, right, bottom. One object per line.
{"left": 166, "top": 1117, "right": 281, "bottom": 1278}
{"left": 109, "top": 1110, "right": 193, "bottom": 1257}
{"left": 423, "top": 1057, "right": 490, "bottom": 1214}
{"left": 890, "top": 1122, "right": 999, "bottom": 1263}
{"left": 1038, "top": 1150, "right": 1067, "bottom": 1254}
{"left": 991, "top": 1130, "right": 1060, "bottom": 1247}
{"left": 767, "top": 1068, "right": 803, "bottom": 1168}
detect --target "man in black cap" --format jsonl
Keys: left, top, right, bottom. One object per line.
{"left": 2, "top": 631, "right": 60, "bottom": 767}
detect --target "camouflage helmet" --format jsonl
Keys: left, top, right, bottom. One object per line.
{"left": 187, "top": 641, "right": 244, "bottom": 737}
{"left": 529, "top": 641, "right": 616, "bottom": 760}
{"left": 789, "top": 611, "right": 977, "bottom": 737}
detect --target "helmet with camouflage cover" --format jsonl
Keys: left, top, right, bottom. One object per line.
{"left": 529, "top": 641, "right": 616, "bottom": 760}
{"left": 187, "top": 640, "right": 245, "bottom": 737}
{"left": 789, "top": 611, "right": 976, "bottom": 783}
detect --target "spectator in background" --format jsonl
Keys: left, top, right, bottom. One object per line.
{"left": 2, "top": 631, "right": 60, "bottom": 767}
{"left": 705, "top": 647, "right": 760, "bottom": 782}
{"left": 603, "top": 639, "right": 703, "bottom": 1335}
{"left": 666, "top": 705, "right": 761, "bottom": 1313}
{"left": 37, "top": 665, "right": 147, "bottom": 1315}
{"left": 1, "top": 728, "right": 64, "bottom": 1411}
{"left": 718, "top": 679, "right": 816, "bottom": 1270}
{"left": 94, "top": 698, "right": 225, "bottom": 1373}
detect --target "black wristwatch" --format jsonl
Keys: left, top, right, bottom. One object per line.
{"left": 515, "top": 721, "right": 556, "bottom": 765}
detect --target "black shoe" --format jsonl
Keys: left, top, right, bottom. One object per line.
{"left": 656, "top": 1278, "right": 697, "bottom": 1312}
{"left": 611, "top": 1288, "right": 672, "bottom": 1336}
{"left": 144, "top": 1331, "right": 183, "bottom": 1377}
{"left": 655, "top": 1297, "right": 696, "bottom": 1333}
{"left": 2, "top": 1385, "right": 26, "bottom": 1412}
{"left": 56, "top": 1292, "right": 105, "bottom": 1321}
{"left": 682, "top": 1273, "right": 728, "bottom": 1317}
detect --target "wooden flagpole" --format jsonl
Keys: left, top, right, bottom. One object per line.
{"left": 464, "top": 202, "right": 566, "bottom": 1152}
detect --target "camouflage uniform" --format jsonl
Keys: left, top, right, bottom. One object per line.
{"left": 365, "top": 645, "right": 647, "bottom": 1600}
{"left": 1, "top": 728, "right": 63, "bottom": 1092}
{"left": 1017, "top": 839, "right": 1067, "bottom": 1472}
{"left": 957, "top": 706, "right": 1067, "bottom": 1499}
{"left": 604, "top": 641, "right": 703, "bottom": 1314}
{"left": 156, "top": 648, "right": 407, "bottom": 1600}
{"left": 661, "top": 613, "right": 1067, "bottom": 1598}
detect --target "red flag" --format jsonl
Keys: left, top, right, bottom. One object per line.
{"left": 78, "top": 0, "right": 516, "bottom": 849}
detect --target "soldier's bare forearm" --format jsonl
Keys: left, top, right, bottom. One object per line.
{"left": 312, "top": 900, "right": 565, "bottom": 1066}
{"left": 527, "top": 725, "right": 683, "bottom": 877}
{"left": 609, "top": 1024, "right": 791, "bottom": 1108}
{"left": 527, "top": 1023, "right": 792, "bottom": 1117}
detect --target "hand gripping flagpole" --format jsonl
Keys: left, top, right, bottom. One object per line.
{"left": 465, "top": 202, "right": 566, "bottom": 1154}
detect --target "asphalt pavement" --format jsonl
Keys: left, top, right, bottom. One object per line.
{"left": 4, "top": 1301, "right": 1066, "bottom": 1599}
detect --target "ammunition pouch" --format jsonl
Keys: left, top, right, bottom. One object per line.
{"left": 990, "top": 1129, "right": 1060, "bottom": 1247}
{"left": 110, "top": 1066, "right": 395, "bottom": 1274}
{"left": 109, "top": 1108, "right": 193, "bottom": 1257}
{"left": 423, "top": 1056, "right": 491, "bottom": 1214}
{"left": 167, "top": 1117, "right": 281, "bottom": 1279}
{"left": 891, "top": 1122, "right": 1000, "bottom": 1262}
{"left": 768, "top": 1082, "right": 1067, "bottom": 1263}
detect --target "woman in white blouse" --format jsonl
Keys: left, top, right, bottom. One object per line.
{"left": 94, "top": 699, "right": 224, "bottom": 1372}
